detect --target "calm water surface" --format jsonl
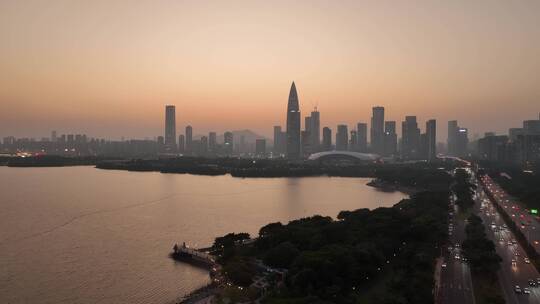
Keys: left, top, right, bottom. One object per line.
{"left": 0, "top": 166, "right": 407, "bottom": 304}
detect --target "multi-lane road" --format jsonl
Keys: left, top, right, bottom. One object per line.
{"left": 481, "top": 175, "right": 540, "bottom": 253}
{"left": 476, "top": 178, "right": 540, "bottom": 303}
{"left": 439, "top": 193, "right": 475, "bottom": 304}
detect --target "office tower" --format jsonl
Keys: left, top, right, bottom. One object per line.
{"left": 239, "top": 136, "right": 246, "bottom": 154}
{"left": 322, "top": 127, "right": 332, "bottom": 151}
{"left": 301, "top": 130, "right": 310, "bottom": 157}
{"left": 209, "top": 132, "right": 217, "bottom": 153}
{"left": 51, "top": 131, "right": 57, "bottom": 142}
{"left": 178, "top": 134, "right": 185, "bottom": 153}
{"left": 305, "top": 116, "right": 312, "bottom": 133}
{"left": 224, "top": 131, "right": 233, "bottom": 155}
{"left": 157, "top": 136, "right": 164, "bottom": 146}
{"left": 256, "top": 139, "right": 266, "bottom": 157}
{"left": 199, "top": 136, "right": 208, "bottom": 155}
{"left": 310, "top": 108, "right": 320, "bottom": 152}
{"left": 185, "top": 125, "right": 193, "bottom": 154}
{"left": 273, "top": 126, "right": 284, "bottom": 154}
{"left": 478, "top": 134, "right": 509, "bottom": 162}
{"left": 456, "top": 128, "right": 469, "bottom": 157}
{"left": 426, "top": 119, "right": 437, "bottom": 161}
{"left": 447, "top": 120, "right": 458, "bottom": 156}
{"left": 286, "top": 82, "right": 301, "bottom": 159}
{"left": 370, "top": 106, "right": 385, "bottom": 154}
{"left": 350, "top": 130, "right": 357, "bottom": 151}
{"left": 401, "top": 116, "right": 421, "bottom": 159}
{"left": 336, "top": 125, "right": 348, "bottom": 151}
{"left": 356, "top": 123, "right": 368, "bottom": 152}
{"left": 383, "top": 121, "right": 397, "bottom": 156}
{"left": 164, "top": 105, "right": 176, "bottom": 152}
{"left": 509, "top": 128, "right": 523, "bottom": 141}
{"left": 302, "top": 116, "right": 312, "bottom": 156}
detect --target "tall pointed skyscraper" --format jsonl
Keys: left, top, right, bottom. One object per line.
{"left": 286, "top": 82, "right": 301, "bottom": 159}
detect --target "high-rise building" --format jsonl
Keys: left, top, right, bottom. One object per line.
{"left": 200, "top": 136, "right": 208, "bottom": 155}
{"left": 447, "top": 120, "right": 458, "bottom": 156}
{"left": 401, "top": 116, "right": 421, "bottom": 159}
{"left": 356, "top": 123, "right": 368, "bottom": 152}
{"left": 208, "top": 132, "right": 217, "bottom": 153}
{"left": 383, "top": 121, "right": 397, "bottom": 156}
{"left": 370, "top": 106, "right": 385, "bottom": 154}
{"left": 256, "top": 139, "right": 266, "bottom": 157}
{"left": 286, "top": 82, "right": 301, "bottom": 159}
{"left": 224, "top": 131, "right": 233, "bottom": 155}
{"left": 273, "top": 126, "right": 285, "bottom": 155}
{"left": 303, "top": 116, "right": 312, "bottom": 156}
{"left": 350, "top": 130, "right": 357, "bottom": 151}
{"left": 336, "top": 124, "right": 348, "bottom": 151}
{"left": 322, "top": 127, "right": 332, "bottom": 151}
{"left": 310, "top": 109, "right": 320, "bottom": 152}
{"left": 51, "top": 131, "right": 57, "bottom": 142}
{"left": 426, "top": 119, "right": 437, "bottom": 161}
{"left": 185, "top": 125, "right": 193, "bottom": 154}
{"left": 178, "top": 134, "right": 185, "bottom": 153}
{"left": 456, "top": 128, "right": 469, "bottom": 157}
{"left": 165, "top": 105, "right": 177, "bottom": 152}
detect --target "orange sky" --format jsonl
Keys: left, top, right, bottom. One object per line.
{"left": 1, "top": 0, "right": 539, "bottom": 141}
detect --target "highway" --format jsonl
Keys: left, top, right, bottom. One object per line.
{"left": 475, "top": 181, "right": 540, "bottom": 304}
{"left": 439, "top": 193, "right": 475, "bottom": 304}
{"left": 481, "top": 175, "right": 540, "bottom": 254}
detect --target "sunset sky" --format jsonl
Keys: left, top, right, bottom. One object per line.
{"left": 1, "top": 0, "right": 539, "bottom": 141}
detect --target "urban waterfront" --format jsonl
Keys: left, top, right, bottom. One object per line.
{"left": 0, "top": 166, "right": 407, "bottom": 304}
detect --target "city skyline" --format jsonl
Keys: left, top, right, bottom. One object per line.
{"left": 2, "top": 1, "right": 540, "bottom": 140}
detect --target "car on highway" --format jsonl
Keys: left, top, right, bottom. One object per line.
{"left": 525, "top": 257, "right": 531, "bottom": 264}
{"left": 515, "top": 285, "right": 522, "bottom": 293}
{"left": 523, "top": 287, "right": 531, "bottom": 294}
{"left": 441, "top": 263, "right": 447, "bottom": 268}
{"left": 528, "top": 279, "right": 537, "bottom": 287}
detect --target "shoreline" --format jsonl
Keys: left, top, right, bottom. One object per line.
{"left": 366, "top": 179, "right": 420, "bottom": 195}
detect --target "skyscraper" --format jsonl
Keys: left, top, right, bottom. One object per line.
{"left": 310, "top": 108, "right": 320, "bottom": 152}
{"left": 456, "top": 128, "right": 469, "bottom": 157}
{"left": 178, "top": 134, "right": 185, "bottom": 153}
{"left": 256, "top": 139, "right": 266, "bottom": 157}
{"left": 322, "top": 127, "right": 332, "bottom": 151}
{"left": 401, "top": 116, "right": 421, "bottom": 159}
{"left": 224, "top": 131, "right": 233, "bottom": 155}
{"left": 370, "top": 106, "right": 385, "bottom": 154}
{"left": 447, "top": 120, "right": 458, "bottom": 156}
{"left": 286, "top": 82, "right": 301, "bottom": 160}
{"left": 209, "top": 132, "right": 217, "bottom": 153}
{"left": 273, "top": 126, "right": 284, "bottom": 155}
{"left": 350, "top": 130, "right": 357, "bottom": 151}
{"left": 383, "top": 121, "right": 397, "bottom": 156}
{"left": 185, "top": 125, "right": 193, "bottom": 155}
{"left": 356, "top": 123, "right": 368, "bottom": 152}
{"left": 303, "top": 116, "right": 312, "bottom": 156}
{"left": 336, "top": 124, "right": 348, "bottom": 151}
{"left": 426, "top": 119, "right": 437, "bottom": 161}
{"left": 165, "top": 105, "right": 176, "bottom": 152}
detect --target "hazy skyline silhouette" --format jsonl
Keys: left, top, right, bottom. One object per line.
{"left": 1, "top": 1, "right": 539, "bottom": 140}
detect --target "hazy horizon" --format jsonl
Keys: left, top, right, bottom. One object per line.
{"left": 2, "top": 0, "right": 540, "bottom": 141}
